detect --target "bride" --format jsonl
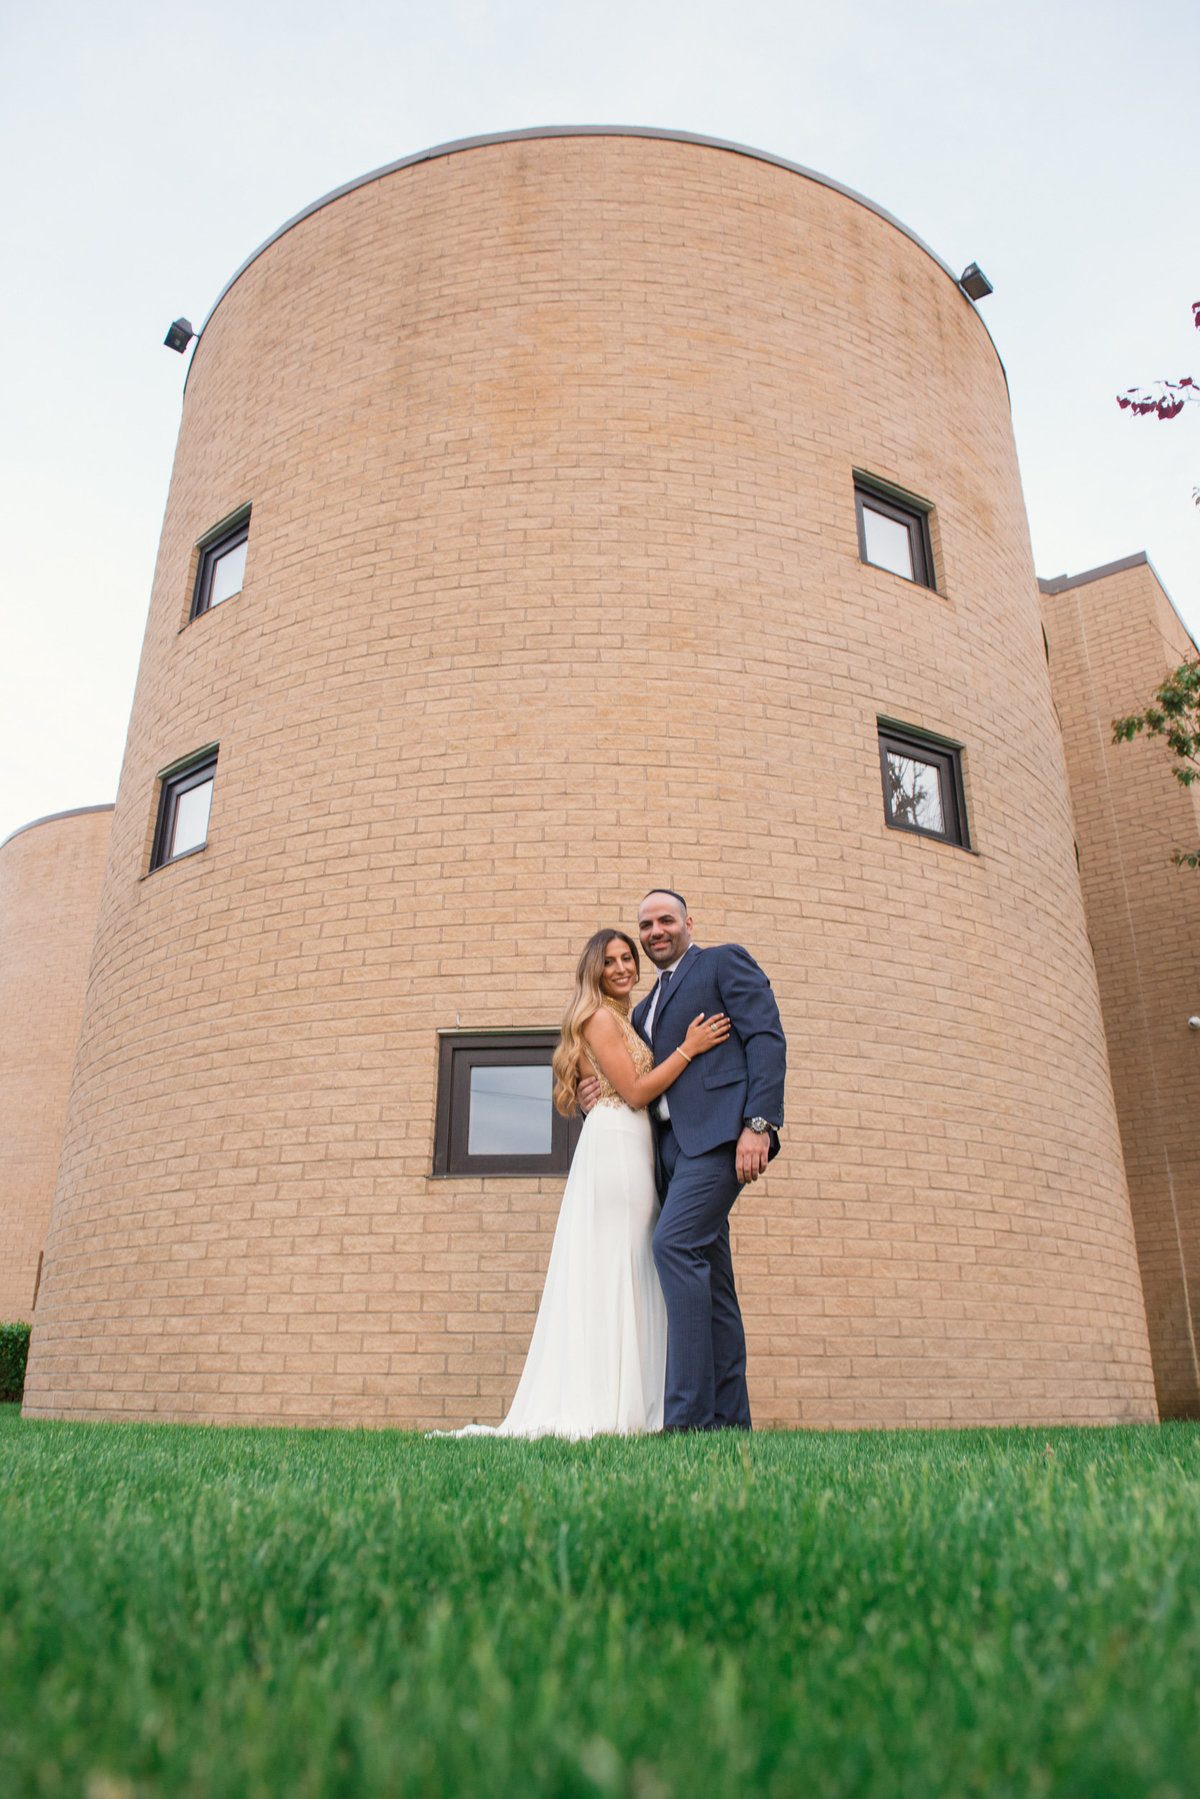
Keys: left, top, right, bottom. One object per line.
{"left": 451, "top": 929, "right": 729, "bottom": 1439}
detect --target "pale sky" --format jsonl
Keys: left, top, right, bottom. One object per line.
{"left": 2, "top": 0, "right": 1197, "bottom": 847}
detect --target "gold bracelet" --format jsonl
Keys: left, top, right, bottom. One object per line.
{"left": 676, "top": 1047, "right": 693, "bottom": 1064}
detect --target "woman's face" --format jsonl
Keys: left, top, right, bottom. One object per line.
{"left": 600, "top": 938, "right": 638, "bottom": 1001}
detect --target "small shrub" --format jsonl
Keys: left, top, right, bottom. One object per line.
{"left": 0, "top": 1321, "right": 31, "bottom": 1402}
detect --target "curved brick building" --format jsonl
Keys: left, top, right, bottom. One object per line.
{"left": 24, "top": 128, "right": 1159, "bottom": 1426}
{"left": 0, "top": 805, "right": 113, "bottom": 1323}
{"left": 1040, "top": 554, "right": 1200, "bottom": 1418}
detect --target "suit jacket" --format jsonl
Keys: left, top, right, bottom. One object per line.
{"left": 632, "top": 943, "right": 786, "bottom": 1159}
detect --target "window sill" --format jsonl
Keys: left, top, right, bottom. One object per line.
{"left": 141, "top": 842, "right": 209, "bottom": 879}
{"left": 859, "top": 558, "right": 941, "bottom": 597}
{"left": 884, "top": 820, "right": 979, "bottom": 856}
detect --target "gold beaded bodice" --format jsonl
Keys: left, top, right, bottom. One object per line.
{"left": 592, "top": 996, "right": 654, "bottom": 1108}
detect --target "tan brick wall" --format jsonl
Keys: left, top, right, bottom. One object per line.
{"left": 1041, "top": 557, "right": 1200, "bottom": 1416}
{"left": 25, "top": 131, "right": 1156, "bottom": 1427}
{"left": 0, "top": 807, "right": 113, "bottom": 1321}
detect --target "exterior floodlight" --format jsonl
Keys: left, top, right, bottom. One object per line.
{"left": 164, "top": 317, "right": 195, "bottom": 353}
{"left": 959, "top": 264, "right": 993, "bottom": 301}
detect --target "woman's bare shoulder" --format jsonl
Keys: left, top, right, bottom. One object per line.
{"left": 582, "top": 1006, "right": 622, "bottom": 1045}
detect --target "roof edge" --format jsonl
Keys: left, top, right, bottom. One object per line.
{"left": 1039, "top": 550, "right": 1198, "bottom": 659}
{"left": 1, "top": 803, "right": 115, "bottom": 852}
{"left": 186, "top": 124, "right": 1001, "bottom": 380}
{"left": 1038, "top": 552, "right": 1152, "bottom": 595}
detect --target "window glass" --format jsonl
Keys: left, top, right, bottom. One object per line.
{"left": 191, "top": 510, "right": 250, "bottom": 620}
{"left": 208, "top": 539, "right": 247, "bottom": 608}
{"left": 854, "top": 478, "right": 934, "bottom": 589}
{"left": 468, "top": 1064, "right": 554, "bottom": 1156}
{"left": 862, "top": 505, "right": 915, "bottom": 580}
{"left": 877, "top": 722, "right": 969, "bottom": 849}
{"left": 150, "top": 748, "right": 218, "bottom": 871}
{"left": 433, "top": 1033, "right": 582, "bottom": 1176}
{"left": 170, "top": 778, "right": 213, "bottom": 857}
{"left": 885, "top": 752, "right": 944, "bottom": 834}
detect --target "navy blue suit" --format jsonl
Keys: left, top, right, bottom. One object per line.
{"left": 632, "top": 943, "right": 786, "bottom": 1430}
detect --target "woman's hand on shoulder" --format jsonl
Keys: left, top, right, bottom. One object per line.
{"left": 683, "top": 1012, "right": 730, "bottom": 1058}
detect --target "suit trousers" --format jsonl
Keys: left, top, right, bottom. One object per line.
{"left": 653, "top": 1123, "right": 752, "bottom": 1431}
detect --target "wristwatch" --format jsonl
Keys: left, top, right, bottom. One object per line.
{"left": 746, "top": 1116, "right": 777, "bottom": 1135}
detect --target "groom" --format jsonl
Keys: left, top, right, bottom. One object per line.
{"left": 586, "top": 890, "right": 786, "bottom": 1432}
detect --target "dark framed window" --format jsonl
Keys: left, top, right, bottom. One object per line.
{"left": 190, "top": 508, "right": 250, "bottom": 619}
{"left": 855, "top": 478, "right": 934, "bottom": 588}
{"left": 433, "top": 1031, "right": 582, "bottom": 1177}
{"left": 878, "top": 720, "right": 969, "bottom": 848}
{"left": 149, "top": 746, "right": 218, "bottom": 870}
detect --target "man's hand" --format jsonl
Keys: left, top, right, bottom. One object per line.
{"left": 735, "top": 1126, "right": 771, "bottom": 1185}
{"left": 577, "top": 1075, "right": 602, "bottom": 1115}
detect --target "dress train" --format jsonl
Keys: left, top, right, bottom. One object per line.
{"left": 446, "top": 1102, "right": 667, "bottom": 1439}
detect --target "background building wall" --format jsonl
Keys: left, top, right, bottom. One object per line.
{"left": 0, "top": 806, "right": 113, "bottom": 1322}
{"left": 1041, "top": 555, "right": 1200, "bottom": 1417}
{"left": 25, "top": 131, "right": 1156, "bottom": 1427}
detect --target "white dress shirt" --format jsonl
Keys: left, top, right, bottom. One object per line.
{"left": 644, "top": 944, "right": 694, "bottom": 1121}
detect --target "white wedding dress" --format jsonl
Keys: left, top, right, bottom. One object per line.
{"left": 447, "top": 998, "right": 668, "bottom": 1439}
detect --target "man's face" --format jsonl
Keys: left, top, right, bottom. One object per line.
{"left": 638, "top": 894, "right": 693, "bottom": 969}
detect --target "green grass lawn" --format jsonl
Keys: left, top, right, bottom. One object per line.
{"left": 1, "top": 1405, "right": 1198, "bottom": 1798}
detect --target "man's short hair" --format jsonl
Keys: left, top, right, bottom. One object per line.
{"left": 640, "top": 888, "right": 689, "bottom": 917}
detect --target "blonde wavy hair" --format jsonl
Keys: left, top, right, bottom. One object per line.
{"left": 551, "top": 929, "right": 641, "bottom": 1116}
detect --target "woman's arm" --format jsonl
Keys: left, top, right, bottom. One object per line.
{"left": 581, "top": 1008, "right": 729, "bottom": 1111}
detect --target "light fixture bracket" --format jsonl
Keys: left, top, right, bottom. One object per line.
{"left": 959, "top": 263, "right": 993, "bottom": 301}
